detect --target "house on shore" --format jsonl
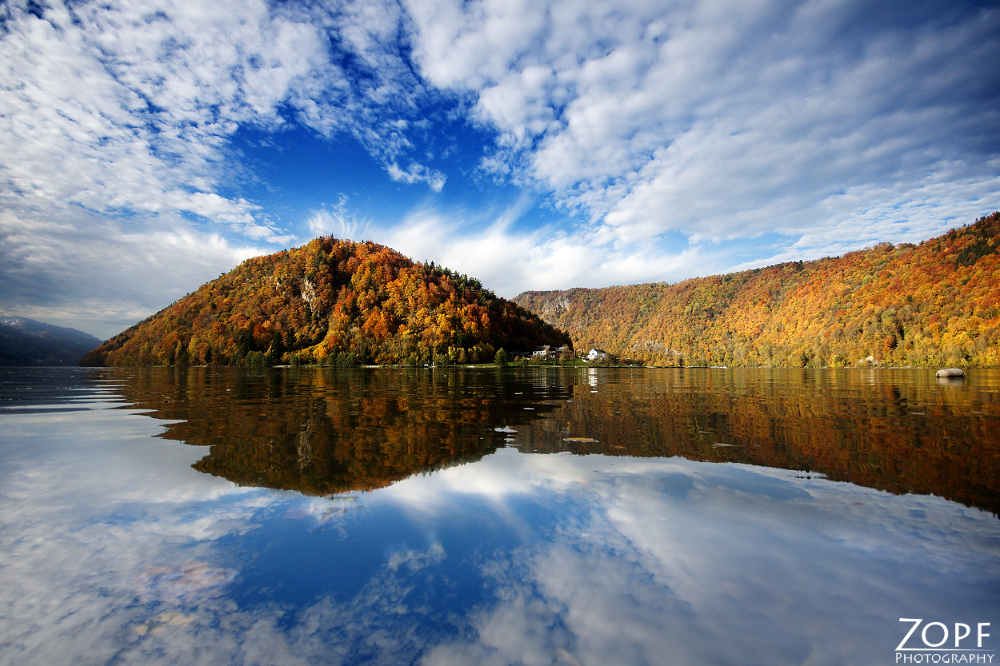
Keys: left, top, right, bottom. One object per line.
{"left": 530, "top": 345, "right": 574, "bottom": 361}
{"left": 587, "top": 349, "right": 609, "bottom": 362}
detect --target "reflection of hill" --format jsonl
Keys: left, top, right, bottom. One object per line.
{"left": 513, "top": 368, "right": 1000, "bottom": 515}
{"left": 116, "top": 367, "right": 1000, "bottom": 514}
{"left": 117, "top": 367, "right": 560, "bottom": 495}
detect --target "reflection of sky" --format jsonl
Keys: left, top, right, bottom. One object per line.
{"left": 1, "top": 393, "right": 998, "bottom": 665}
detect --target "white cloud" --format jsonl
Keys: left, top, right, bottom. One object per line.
{"left": 404, "top": 0, "right": 1000, "bottom": 251}
{"left": 305, "top": 195, "right": 370, "bottom": 240}
{"left": 387, "top": 161, "right": 447, "bottom": 192}
{"left": 0, "top": 0, "right": 315, "bottom": 225}
{"left": 0, "top": 202, "right": 264, "bottom": 338}
{"left": 0, "top": 0, "right": 332, "bottom": 334}
{"left": 3, "top": 0, "right": 999, "bottom": 335}
{"left": 376, "top": 202, "right": 721, "bottom": 297}
{"left": 0, "top": 0, "right": 444, "bottom": 334}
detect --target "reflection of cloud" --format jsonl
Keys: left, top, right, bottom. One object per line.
{"left": 0, "top": 402, "right": 282, "bottom": 664}
{"left": 133, "top": 611, "right": 196, "bottom": 636}
{"left": 285, "top": 496, "right": 365, "bottom": 532}
{"left": 394, "top": 450, "right": 1000, "bottom": 664}
{"left": 387, "top": 542, "right": 446, "bottom": 572}
{"left": 3, "top": 397, "right": 997, "bottom": 666}
{"left": 138, "top": 560, "right": 237, "bottom": 603}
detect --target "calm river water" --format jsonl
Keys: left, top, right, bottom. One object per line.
{"left": 0, "top": 366, "right": 997, "bottom": 666}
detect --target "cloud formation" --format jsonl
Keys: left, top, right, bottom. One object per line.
{"left": 379, "top": 202, "right": 714, "bottom": 295}
{"left": 305, "top": 195, "right": 370, "bottom": 241}
{"left": 1, "top": 0, "right": 998, "bottom": 335}
{"left": 0, "top": 0, "right": 440, "bottom": 334}
{"left": 406, "top": 0, "right": 1000, "bottom": 247}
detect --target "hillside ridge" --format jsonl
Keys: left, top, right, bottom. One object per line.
{"left": 514, "top": 212, "right": 1000, "bottom": 367}
{"left": 0, "top": 317, "right": 102, "bottom": 366}
{"left": 82, "top": 237, "right": 570, "bottom": 367}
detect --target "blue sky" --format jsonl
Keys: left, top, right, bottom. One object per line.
{"left": 1, "top": 0, "right": 998, "bottom": 338}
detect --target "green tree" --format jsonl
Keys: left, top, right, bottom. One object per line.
{"left": 174, "top": 340, "right": 188, "bottom": 366}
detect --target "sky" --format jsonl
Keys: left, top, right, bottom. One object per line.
{"left": 1, "top": 0, "right": 998, "bottom": 339}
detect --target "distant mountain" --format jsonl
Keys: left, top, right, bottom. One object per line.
{"left": 514, "top": 212, "right": 1000, "bottom": 368}
{"left": 81, "top": 237, "right": 570, "bottom": 367}
{"left": 0, "top": 317, "right": 102, "bottom": 366}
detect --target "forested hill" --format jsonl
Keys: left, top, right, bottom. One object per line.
{"left": 514, "top": 212, "right": 1000, "bottom": 368}
{"left": 81, "top": 238, "right": 570, "bottom": 367}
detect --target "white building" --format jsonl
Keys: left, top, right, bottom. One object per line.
{"left": 587, "top": 349, "right": 609, "bottom": 361}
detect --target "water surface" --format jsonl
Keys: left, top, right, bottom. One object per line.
{"left": 0, "top": 366, "right": 997, "bottom": 665}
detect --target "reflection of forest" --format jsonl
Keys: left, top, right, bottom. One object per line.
{"left": 117, "top": 367, "right": 1000, "bottom": 514}
{"left": 522, "top": 368, "right": 1000, "bottom": 515}
{"left": 119, "top": 367, "right": 564, "bottom": 495}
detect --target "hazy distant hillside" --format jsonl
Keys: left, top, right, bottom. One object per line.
{"left": 0, "top": 317, "right": 102, "bottom": 366}
{"left": 82, "top": 237, "right": 570, "bottom": 367}
{"left": 515, "top": 212, "right": 1000, "bottom": 368}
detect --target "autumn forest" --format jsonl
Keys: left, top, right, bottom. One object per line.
{"left": 81, "top": 238, "right": 570, "bottom": 367}
{"left": 515, "top": 212, "right": 1000, "bottom": 368}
